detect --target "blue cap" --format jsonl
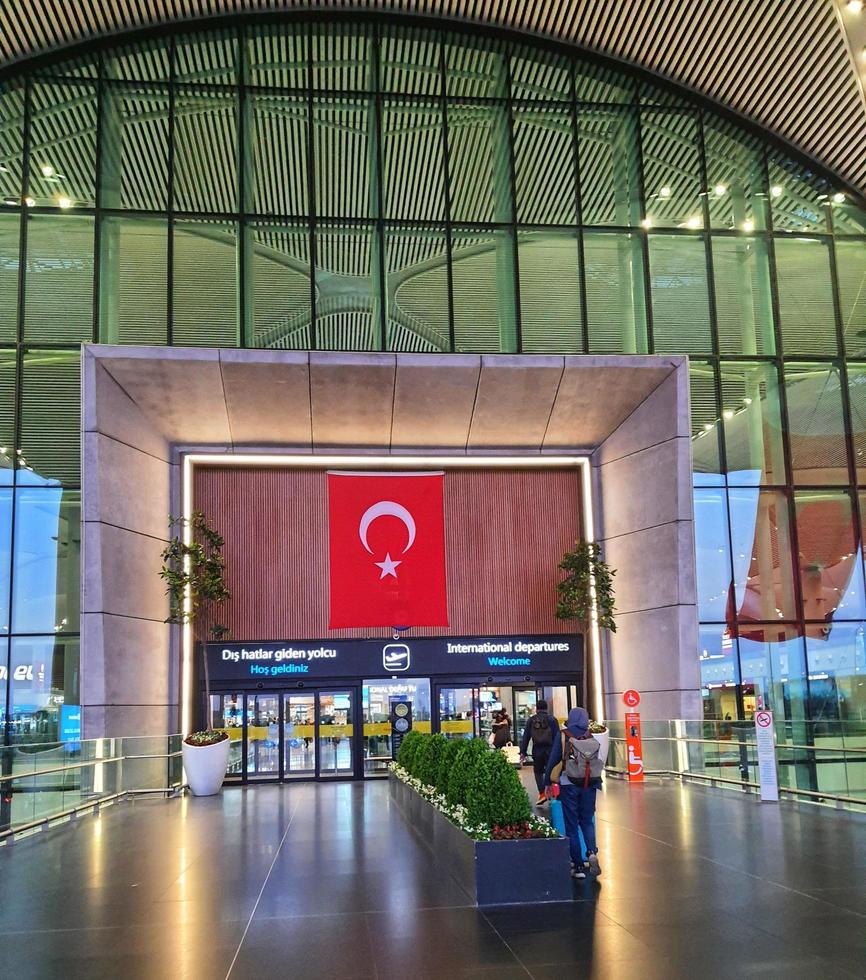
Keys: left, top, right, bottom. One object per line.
{"left": 566, "top": 706, "right": 589, "bottom": 736}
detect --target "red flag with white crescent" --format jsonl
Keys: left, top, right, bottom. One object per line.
{"left": 327, "top": 472, "right": 449, "bottom": 628}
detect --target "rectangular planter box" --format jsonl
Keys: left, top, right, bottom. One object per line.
{"left": 389, "top": 774, "right": 573, "bottom": 906}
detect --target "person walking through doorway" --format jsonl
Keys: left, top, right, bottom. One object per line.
{"left": 545, "top": 706, "right": 603, "bottom": 879}
{"left": 490, "top": 709, "right": 512, "bottom": 749}
{"left": 519, "top": 700, "right": 559, "bottom": 806}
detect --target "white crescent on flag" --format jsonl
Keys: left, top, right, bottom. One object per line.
{"left": 358, "top": 500, "right": 417, "bottom": 554}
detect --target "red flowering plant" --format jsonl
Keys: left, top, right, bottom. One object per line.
{"left": 491, "top": 822, "right": 551, "bottom": 841}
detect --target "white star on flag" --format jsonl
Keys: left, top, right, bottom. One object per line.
{"left": 374, "top": 552, "right": 402, "bottom": 579}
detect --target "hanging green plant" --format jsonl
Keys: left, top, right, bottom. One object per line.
{"left": 556, "top": 540, "right": 617, "bottom": 633}
{"left": 159, "top": 510, "right": 231, "bottom": 741}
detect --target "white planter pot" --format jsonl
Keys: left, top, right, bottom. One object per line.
{"left": 593, "top": 729, "right": 610, "bottom": 765}
{"left": 182, "top": 736, "right": 231, "bottom": 796}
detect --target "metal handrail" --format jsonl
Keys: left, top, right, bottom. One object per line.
{"left": 0, "top": 756, "right": 125, "bottom": 782}
{"left": 0, "top": 749, "right": 183, "bottom": 782}
{"left": 608, "top": 735, "right": 866, "bottom": 755}
{"left": 611, "top": 767, "right": 866, "bottom": 807}
{"left": 1, "top": 793, "right": 128, "bottom": 838}
{"left": 779, "top": 743, "right": 866, "bottom": 755}
{"left": 605, "top": 757, "right": 866, "bottom": 807}
{"left": 777, "top": 785, "right": 866, "bottom": 806}
{"left": 0, "top": 737, "right": 184, "bottom": 842}
{"left": 1, "top": 782, "right": 187, "bottom": 842}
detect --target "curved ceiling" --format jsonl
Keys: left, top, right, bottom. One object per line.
{"left": 1, "top": 1, "right": 866, "bottom": 196}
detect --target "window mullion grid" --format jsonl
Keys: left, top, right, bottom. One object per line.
{"left": 305, "top": 23, "right": 318, "bottom": 350}
{"left": 371, "top": 22, "right": 387, "bottom": 352}
{"left": 238, "top": 24, "right": 249, "bottom": 348}
{"left": 632, "top": 104, "right": 655, "bottom": 354}
{"left": 568, "top": 66, "right": 589, "bottom": 354}
{"left": 826, "top": 228, "right": 859, "bottom": 493}
{"left": 825, "top": 189, "right": 866, "bottom": 658}
{"left": 167, "top": 35, "right": 177, "bottom": 346}
{"left": 710, "top": 356, "right": 746, "bottom": 719}
{"left": 697, "top": 111, "right": 720, "bottom": 361}
{"left": 92, "top": 50, "right": 105, "bottom": 345}
{"left": 4, "top": 76, "right": 32, "bottom": 749}
{"left": 759, "top": 145, "right": 814, "bottom": 726}
{"left": 438, "top": 33, "right": 456, "bottom": 353}
{"left": 501, "top": 56, "right": 522, "bottom": 354}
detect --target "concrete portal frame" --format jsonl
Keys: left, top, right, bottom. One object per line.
{"left": 81, "top": 346, "right": 700, "bottom": 738}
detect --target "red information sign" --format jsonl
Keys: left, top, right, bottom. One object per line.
{"left": 623, "top": 689, "right": 641, "bottom": 708}
{"left": 625, "top": 710, "right": 644, "bottom": 782}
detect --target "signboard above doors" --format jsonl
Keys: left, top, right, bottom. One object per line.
{"left": 205, "top": 634, "right": 583, "bottom": 685}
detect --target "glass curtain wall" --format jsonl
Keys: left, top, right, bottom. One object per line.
{"left": 1, "top": 20, "right": 866, "bottom": 760}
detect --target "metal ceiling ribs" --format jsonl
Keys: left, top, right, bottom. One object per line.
{"left": 1, "top": 1, "right": 865, "bottom": 194}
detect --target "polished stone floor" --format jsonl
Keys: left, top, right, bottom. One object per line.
{"left": 0, "top": 777, "right": 863, "bottom": 979}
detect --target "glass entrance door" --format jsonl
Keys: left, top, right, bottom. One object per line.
{"left": 434, "top": 682, "right": 578, "bottom": 744}
{"left": 209, "top": 693, "right": 244, "bottom": 777}
{"left": 515, "top": 688, "right": 538, "bottom": 735}
{"left": 479, "top": 685, "right": 517, "bottom": 745}
{"left": 283, "top": 693, "right": 315, "bottom": 778}
{"left": 538, "top": 685, "right": 572, "bottom": 728}
{"left": 438, "top": 686, "right": 477, "bottom": 739}
{"left": 317, "top": 690, "right": 355, "bottom": 777}
{"left": 216, "top": 686, "right": 361, "bottom": 782}
{"left": 246, "top": 693, "right": 280, "bottom": 779}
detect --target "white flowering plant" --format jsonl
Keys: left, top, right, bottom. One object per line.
{"left": 390, "top": 762, "right": 560, "bottom": 842}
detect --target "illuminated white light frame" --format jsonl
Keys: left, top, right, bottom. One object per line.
{"left": 180, "top": 452, "right": 604, "bottom": 734}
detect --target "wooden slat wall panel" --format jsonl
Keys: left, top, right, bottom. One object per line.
{"left": 1, "top": 2, "right": 865, "bottom": 193}
{"left": 193, "top": 466, "right": 582, "bottom": 640}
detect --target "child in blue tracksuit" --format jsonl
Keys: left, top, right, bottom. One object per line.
{"left": 544, "top": 706, "right": 602, "bottom": 879}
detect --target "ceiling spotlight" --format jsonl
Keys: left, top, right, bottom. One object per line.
{"left": 743, "top": 397, "right": 753, "bottom": 406}
{"left": 703, "top": 423, "right": 713, "bottom": 431}
{"left": 722, "top": 409, "right": 735, "bottom": 420}
{"left": 742, "top": 219, "right": 755, "bottom": 232}
{"left": 832, "top": 192, "right": 846, "bottom": 204}
{"left": 770, "top": 185, "right": 783, "bottom": 198}
{"left": 686, "top": 215, "right": 701, "bottom": 229}
{"left": 714, "top": 184, "right": 727, "bottom": 197}
{"left": 24, "top": 196, "right": 35, "bottom": 207}
{"left": 847, "top": 0, "right": 863, "bottom": 12}
{"left": 659, "top": 186, "right": 672, "bottom": 198}
{"left": 56, "top": 196, "right": 72, "bottom": 210}
{"left": 39, "top": 164, "right": 55, "bottom": 178}
{"left": 640, "top": 217, "right": 652, "bottom": 229}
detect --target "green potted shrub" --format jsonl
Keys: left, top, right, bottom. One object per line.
{"left": 396, "top": 729, "right": 422, "bottom": 774}
{"left": 465, "top": 748, "right": 532, "bottom": 829}
{"left": 435, "top": 738, "right": 462, "bottom": 795}
{"left": 557, "top": 540, "right": 616, "bottom": 750}
{"left": 446, "top": 737, "right": 489, "bottom": 806}
{"left": 160, "top": 511, "right": 232, "bottom": 797}
{"left": 390, "top": 735, "right": 572, "bottom": 904}
{"left": 419, "top": 733, "right": 447, "bottom": 788}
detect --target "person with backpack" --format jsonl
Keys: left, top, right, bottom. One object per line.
{"left": 519, "top": 700, "right": 560, "bottom": 806}
{"left": 544, "top": 706, "right": 603, "bottom": 879}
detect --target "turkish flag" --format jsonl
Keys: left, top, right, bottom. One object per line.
{"left": 327, "top": 472, "right": 449, "bottom": 628}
